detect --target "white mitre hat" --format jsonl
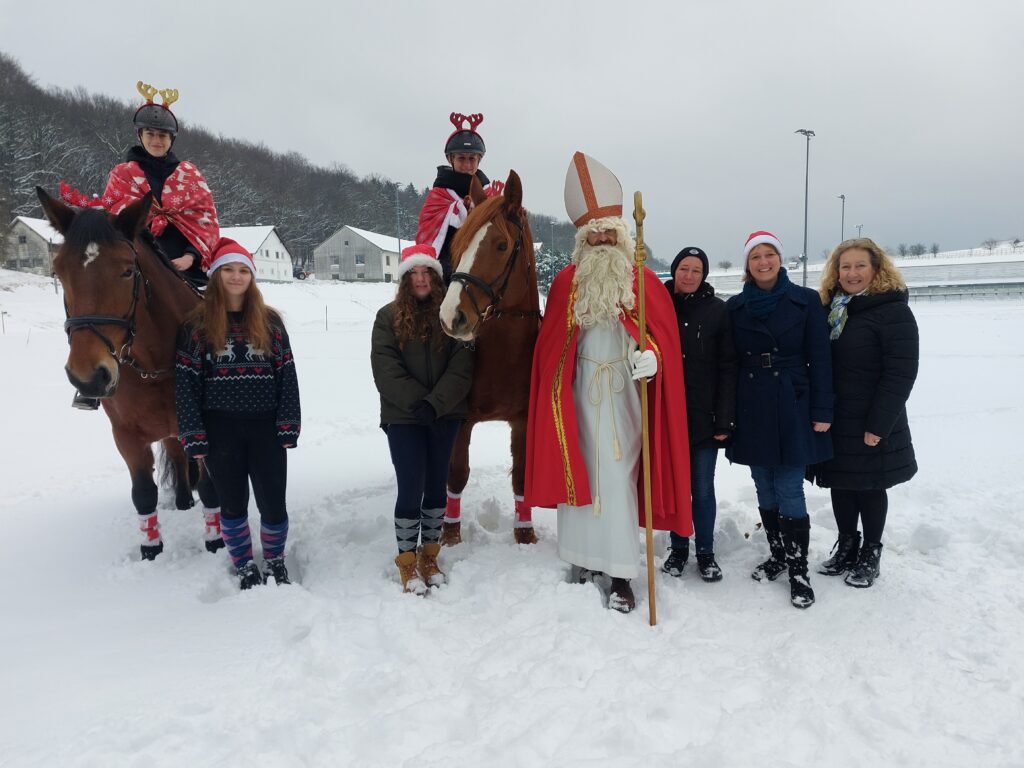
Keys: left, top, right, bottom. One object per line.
{"left": 564, "top": 151, "right": 623, "bottom": 227}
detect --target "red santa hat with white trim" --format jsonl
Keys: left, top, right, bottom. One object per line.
{"left": 743, "top": 230, "right": 784, "bottom": 259}
{"left": 206, "top": 237, "right": 256, "bottom": 278}
{"left": 396, "top": 244, "right": 443, "bottom": 280}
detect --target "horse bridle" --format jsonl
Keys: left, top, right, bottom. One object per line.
{"left": 62, "top": 239, "right": 172, "bottom": 380}
{"left": 449, "top": 216, "right": 541, "bottom": 332}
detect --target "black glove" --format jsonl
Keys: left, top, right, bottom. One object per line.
{"left": 412, "top": 400, "right": 436, "bottom": 425}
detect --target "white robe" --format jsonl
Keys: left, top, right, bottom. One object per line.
{"left": 557, "top": 322, "right": 642, "bottom": 579}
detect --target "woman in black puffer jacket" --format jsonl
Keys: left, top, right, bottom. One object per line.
{"left": 661, "top": 246, "right": 737, "bottom": 582}
{"left": 812, "top": 238, "right": 919, "bottom": 588}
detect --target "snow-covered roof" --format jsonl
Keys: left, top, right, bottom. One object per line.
{"left": 13, "top": 216, "right": 63, "bottom": 245}
{"left": 346, "top": 225, "right": 413, "bottom": 254}
{"left": 219, "top": 225, "right": 277, "bottom": 255}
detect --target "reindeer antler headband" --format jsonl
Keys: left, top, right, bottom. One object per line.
{"left": 136, "top": 81, "right": 179, "bottom": 109}
{"left": 449, "top": 112, "right": 484, "bottom": 131}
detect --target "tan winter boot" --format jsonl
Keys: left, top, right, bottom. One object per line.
{"left": 417, "top": 543, "right": 447, "bottom": 588}
{"left": 395, "top": 551, "right": 427, "bottom": 595}
{"left": 514, "top": 526, "right": 538, "bottom": 545}
{"left": 440, "top": 521, "right": 462, "bottom": 547}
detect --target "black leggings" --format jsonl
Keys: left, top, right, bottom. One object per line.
{"left": 386, "top": 420, "right": 462, "bottom": 551}
{"left": 203, "top": 411, "right": 288, "bottom": 525}
{"left": 830, "top": 488, "right": 888, "bottom": 543}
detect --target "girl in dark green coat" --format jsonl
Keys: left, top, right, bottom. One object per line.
{"left": 371, "top": 245, "right": 474, "bottom": 594}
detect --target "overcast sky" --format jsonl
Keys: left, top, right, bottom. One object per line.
{"left": 2, "top": 0, "right": 1021, "bottom": 267}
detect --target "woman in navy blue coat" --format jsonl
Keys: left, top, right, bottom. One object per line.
{"left": 726, "top": 231, "right": 833, "bottom": 609}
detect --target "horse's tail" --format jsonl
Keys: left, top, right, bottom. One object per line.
{"left": 156, "top": 442, "right": 198, "bottom": 489}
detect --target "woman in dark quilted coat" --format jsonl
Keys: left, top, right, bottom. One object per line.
{"left": 813, "top": 238, "right": 919, "bottom": 588}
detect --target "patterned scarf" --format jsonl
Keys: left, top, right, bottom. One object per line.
{"left": 828, "top": 293, "right": 854, "bottom": 340}
{"left": 742, "top": 267, "right": 791, "bottom": 319}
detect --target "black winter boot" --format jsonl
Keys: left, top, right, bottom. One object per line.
{"left": 751, "top": 507, "right": 788, "bottom": 582}
{"left": 237, "top": 562, "right": 265, "bottom": 590}
{"left": 819, "top": 531, "right": 862, "bottom": 576}
{"left": 779, "top": 516, "right": 815, "bottom": 609}
{"left": 662, "top": 539, "right": 689, "bottom": 577}
{"left": 263, "top": 556, "right": 291, "bottom": 586}
{"left": 845, "top": 542, "right": 883, "bottom": 588}
{"left": 140, "top": 541, "right": 164, "bottom": 561}
{"left": 696, "top": 553, "right": 723, "bottom": 582}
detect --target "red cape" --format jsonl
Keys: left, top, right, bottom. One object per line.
{"left": 102, "top": 160, "right": 220, "bottom": 266}
{"left": 525, "top": 264, "right": 693, "bottom": 535}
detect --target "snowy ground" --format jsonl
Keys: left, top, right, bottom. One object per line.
{"left": 1, "top": 269, "right": 1022, "bottom": 767}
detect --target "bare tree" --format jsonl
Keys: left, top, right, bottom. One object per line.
{"left": 898, "top": 243, "right": 908, "bottom": 257}
{"left": 982, "top": 238, "right": 999, "bottom": 252}
{"left": 930, "top": 243, "right": 940, "bottom": 256}
{"left": 909, "top": 243, "right": 927, "bottom": 256}
{"left": 718, "top": 260, "right": 733, "bottom": 271}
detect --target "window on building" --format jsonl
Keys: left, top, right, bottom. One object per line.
{"left": 384, "top": 273, "right": 392, "bottom": 283}
{"left": 357, "top": 272, "right": 365, "bottom": 280}
{"left": 385, "top": 255, "right": 390, "bottom": 266}
{"left": 18, "top": 235, "right": 27, "bottom": 244}
{"left": 344, "top": 240, "right": 349, "bottom": 246}
{"left": 355, "top": 253, "right": 365, "bottom": 265}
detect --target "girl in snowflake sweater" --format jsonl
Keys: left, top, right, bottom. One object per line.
{"left": 175, "top": 238, "right": 301, "bottom": 590}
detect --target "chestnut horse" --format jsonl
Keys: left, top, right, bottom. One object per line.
{"left": 439, "top": 170, "right": 541, "bottom": 545}
{"left": 37, "top": 187, "right": 221, "bottom": 559}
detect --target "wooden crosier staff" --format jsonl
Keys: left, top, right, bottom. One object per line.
{"left": 633, "top": 191, "right": 657, "bottom": 627}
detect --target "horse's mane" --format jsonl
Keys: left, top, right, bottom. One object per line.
{"left": 63, "top": 209, "right": 122, "bottom": 256}
{"left": 451, "top": 195, "right": 518, "bottom": 265}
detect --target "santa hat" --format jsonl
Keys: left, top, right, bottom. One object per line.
{"left": 564, "top": 152, "right": 623, "bottom": 227}
{"left": 396, "top": 244, "right": 443, "bottom": 280}
{"left": 743, "top": 230, "right": 784, "bottom": 259}
{"left": 206, "top": 238, "right": 256, "bottom": 278}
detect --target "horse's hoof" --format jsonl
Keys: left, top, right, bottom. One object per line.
{"left": 205, "top": 538, "right": 225, "bottom": 553}
{"left": 140, "top": 541, "right": 164, "bottom": 561}
{"left": 514, "top": 526, "right": 538, "bottom": 545}
{"left": 440, "top": 521, "right": 462, "bottom": 547}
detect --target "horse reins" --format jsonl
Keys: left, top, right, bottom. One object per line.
{"left": 63, "top": 239, "right": 174, "bottom": 380}
{"left": 449, "top": 216, "right": 542, "bottom": 334}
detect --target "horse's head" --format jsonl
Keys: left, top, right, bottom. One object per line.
{"left": 37, "top": 187, "right": 153, "bottom": 398}
{"left": 440, "top": 170, "right": 534, "bottom": 341}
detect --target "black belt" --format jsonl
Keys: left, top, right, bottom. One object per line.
{"left": 739, "top": 352, "right": 804, "bottom": 369}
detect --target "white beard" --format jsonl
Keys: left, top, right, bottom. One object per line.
{"left": 573, "top": 240, "right": 635, "bottom": 329}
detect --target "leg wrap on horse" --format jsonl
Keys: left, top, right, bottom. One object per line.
{"left": 203, "top": 507, "right": 222, "bottom": 542}
{"left": 445, "top": 491, "right": 462, "bottom": 523}
{"left": 514, "top": 495, "right": 533, "bottom": 528}
{"left": 221, "top": 515, "right": 254, "bottom": 569}
{"left": 138, "top": 512, "right": 161, "bottom": 545}
{"left": 260, "top": 519, "right": 288, "bottom": 561}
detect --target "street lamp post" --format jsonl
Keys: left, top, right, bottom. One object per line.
{"left": 795, "top": 129, "right": 815, "bottom": 287}
{"left": 837, "top": 194, "right": 846, "bottom": 243}
{"left": 856, "top": 224, "right": 863, "bottom": 238}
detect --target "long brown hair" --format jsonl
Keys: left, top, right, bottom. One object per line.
{"left": 819, "top": 238, "right": 907, "bottom": 303}
{"left": 392, "top": 269, "right": 445, "bottom": 348}
{"left": 186, "top": 269, "right": 278, "bottom": 351}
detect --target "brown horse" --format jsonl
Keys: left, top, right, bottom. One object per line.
{"left": 439, "top": 170, "right": 541, "bottom": 545}
{"left": 36, "top": 187, "right": 221, "bottom": 559}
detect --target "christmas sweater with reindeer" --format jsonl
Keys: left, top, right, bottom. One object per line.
{"left": 175, "top": 312, "right": 301, "bottom": 457}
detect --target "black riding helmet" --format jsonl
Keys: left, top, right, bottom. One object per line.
{"left": 132, "top": 81, "right": 179, "bottom": 137}
{"left": 444, "top": 112, "right": 486, "bottom": 158}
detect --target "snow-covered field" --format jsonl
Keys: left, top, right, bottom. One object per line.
{"left": 1, "top": 269, "right": 1021, "bottom": 767}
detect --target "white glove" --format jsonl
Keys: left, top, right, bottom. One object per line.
{"left": 631, "top": 349, "right": 658, "bottom": 380}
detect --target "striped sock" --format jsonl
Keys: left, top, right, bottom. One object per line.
{"left": 395, "top": 508, "right": 420, "bottom": 553}
{"left": 260, "top": 520, "right": 289, "bottom": 561}
{"left": 421, "top": 507, "right": 445, "bottom": 545}
{"left": 445, "top": 491, "right": 462, "bottom": 523}
{"left": 221, "top": 515, "right": 253, "bottom": 569}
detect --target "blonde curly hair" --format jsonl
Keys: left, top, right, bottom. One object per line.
{"left": 818, "top": 238, "right": 907, "bottom": 304}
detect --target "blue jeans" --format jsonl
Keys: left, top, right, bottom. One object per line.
{"left": 749, "top": 465, "right": 808, "bottom": 520}
{"left": 670, "top": 447, "right": 719, "bottom": 554}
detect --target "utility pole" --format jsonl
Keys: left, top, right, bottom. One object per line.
{"left": 795, "top": 129, "right": 815, "bottom": 287}
{"left": 837, "top": 194, "right": 846, "bottom": 242}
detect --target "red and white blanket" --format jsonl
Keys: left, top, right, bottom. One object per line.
{"left": 414, "top": 181, "right": 504, "bottom": 255}
{"left": 102, "top": 160, "right": 220, "bottom": 268}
